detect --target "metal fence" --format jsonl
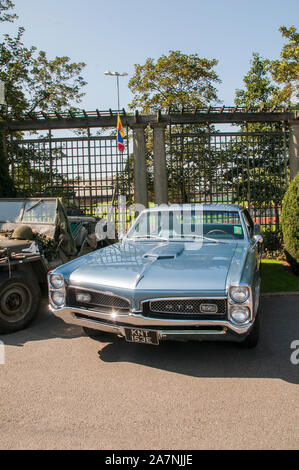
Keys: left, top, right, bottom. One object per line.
{"left": 168, "top": 126, "right": 288, "bottom": 229}
{"left": 5, "top": 118, "right": 289, "bottom": 231}
{"left": 8, "top": 130, "right": 132, "bottom": 222}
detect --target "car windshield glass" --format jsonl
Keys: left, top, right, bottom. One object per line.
{"left": 22, "top": 200, "right": 57, "bottom": 223}
{"left": 0, "top": 201, "right": 24, "bottom": 222}
{"left": 127, "top": 210, "right": 244, "bottom": 241}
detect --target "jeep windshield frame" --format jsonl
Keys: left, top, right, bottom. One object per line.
{"left": 0, "top": 198, "right": 58, "bottom": 225}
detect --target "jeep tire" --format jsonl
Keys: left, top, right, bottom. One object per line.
{"left": 0, "top": 272, "right": 41, "bottom": 334}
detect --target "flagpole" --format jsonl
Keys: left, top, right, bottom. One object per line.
{"left": 116, "top": 75, "right": 120, "bottom": 111}
{"left": 104, "top": 71, "right": 128, "bottom": 235}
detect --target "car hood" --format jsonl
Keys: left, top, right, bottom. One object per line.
{"left": 66, "top": 240, "right": 240, "bottom": 292}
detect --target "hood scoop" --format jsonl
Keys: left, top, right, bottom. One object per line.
{"left": 143, "top": 243, "right": 184, "bottom": 260}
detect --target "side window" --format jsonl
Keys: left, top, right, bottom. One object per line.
{"left": 242, "top": 209, "right": 254, "bottom": 238}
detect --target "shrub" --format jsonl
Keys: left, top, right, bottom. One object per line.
{"left": 261, "top": 228, "right": 285, "bottom": 260}
{"left": 281, "top": 172, "right": 299, "bottom": 274}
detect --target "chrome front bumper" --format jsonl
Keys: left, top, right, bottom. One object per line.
{"left": 50, "top": 305, "right": 254, "bottom": 342}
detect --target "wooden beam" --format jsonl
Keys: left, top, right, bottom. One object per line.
{"left": 0, "top": 111, "right": 297, "bottom": 131}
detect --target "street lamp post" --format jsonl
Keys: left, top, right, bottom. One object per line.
{"left": 0, "top": 80, "right": 5, "bottom": 105}
{"left": 104, "top": 71, "right": 128, "bottom": 110}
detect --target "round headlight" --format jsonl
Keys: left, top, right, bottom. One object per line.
{"left": 230, "top": 306, "right": 250, "bottom": 324}
{"left": 230, "top": 286, "right": 249, "bottom": 303}
{"left": 51, "top": 290, "right": 65, "bottom": 307}
{"left": 50, "top": 274, "right": 64, "bottom": 289}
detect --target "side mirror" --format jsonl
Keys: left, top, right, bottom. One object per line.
{"left": 253, "top": 234, "right": 263, "bottom": 245}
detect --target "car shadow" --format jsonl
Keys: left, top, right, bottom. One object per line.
{"left": 97, "top": 297, "right": 299, "bottom": 385}
{"left": 0, "top": 298, "right": 82, "bottom": 347}
{"left": 1, "top": 296, "right": 298, "bottom": 384}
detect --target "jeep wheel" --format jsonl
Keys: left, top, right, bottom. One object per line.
{"left": 0, "top": 273, "right": 41, "bottom": 334}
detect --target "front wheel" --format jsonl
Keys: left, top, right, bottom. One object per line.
{"left": 0, "top": 272, "right": 41, "bottom": 334}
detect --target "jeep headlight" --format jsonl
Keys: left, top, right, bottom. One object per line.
{"left": 229, "top": 286, "right": 249, "bottom": 303}
{"left": 50, "top": 273, "right": 64, "bottom": 289}
{"left": 51, "top": 290, "right": 66, "bottom": 307}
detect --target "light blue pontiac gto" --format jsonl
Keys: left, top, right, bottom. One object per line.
{"left": 48, "top": 204, "right": 263, "bottom": 348}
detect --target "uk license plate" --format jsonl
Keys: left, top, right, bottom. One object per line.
{"left": 124, "top": 328, "right": 159, "bottom": 345}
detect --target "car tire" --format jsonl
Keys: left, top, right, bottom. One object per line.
{"left": 82, "top": 327, "right": 116, "bottom": 341}
{"left": 238, "top": 311, "right": 260, "bottom": 349}
{"left": 0, "top": 272, "right": 41, "bottom": 334}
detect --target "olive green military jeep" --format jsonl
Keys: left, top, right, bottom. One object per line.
{"left": 0, "top": 198, "right": 99, "bottom": 334}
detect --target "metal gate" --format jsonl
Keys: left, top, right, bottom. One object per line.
{"left": 3, "top": 111, "right": 291, "bottom": 231}
{"left": 168, "top": 127, "right": 288, "bottom": 228}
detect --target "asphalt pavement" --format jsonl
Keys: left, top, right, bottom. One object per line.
{"left": 0, "top": 296, "right": 298, "bottom": 450}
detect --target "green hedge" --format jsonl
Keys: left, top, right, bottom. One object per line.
{"left": 281, "top": 172, "right": 299, "bottom": 274}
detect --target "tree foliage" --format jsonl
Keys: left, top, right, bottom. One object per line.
{"left": 0, "top": 0, "right": 17, "bottom": 23}
{"left": 0, "top": 28, "right": 86, "bottom": 118}
{"left": 128, "top": 50, "right": 220, "bottom": 113}
{"left": 235, "top": 53, "right": 278, "bottom": 109}
{"left": 125, "top": 50, "right": 221, "bottom": 201}
{"left": 0, "top": 1, "right": 87, "bottom": 199}
{"left": 271, "top": 25, "right": 299, "bottom": 104}
{"left": 233, "top": 37, "right": 293, "bottom": 226}
{"left": 235, "top": 25, "right": 299, "bottom": 108}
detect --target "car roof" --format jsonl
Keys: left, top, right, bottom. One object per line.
{"left": 144, "top": 204, "right": 243, "bottom": 212}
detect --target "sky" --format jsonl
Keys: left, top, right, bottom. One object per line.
{"left": 1, "top": 0, "right": 299, "bottom": 111}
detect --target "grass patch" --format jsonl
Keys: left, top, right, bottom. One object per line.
{"left": 261, "top": 259, "right": 299, "bottom": 293}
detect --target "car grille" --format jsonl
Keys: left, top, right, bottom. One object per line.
{"left": 143, "top": 298, "right": 227, "bottom": 320}
{"left": 67, "top": 287, "right": 130, "bottom": 312}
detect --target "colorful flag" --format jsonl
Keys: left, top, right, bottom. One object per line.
{"left": 117, "top": 114, "right": 125, "bottom": 152}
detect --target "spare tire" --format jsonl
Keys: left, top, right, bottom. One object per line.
{"left": 0, "top": 272, "right": 41, "bottom": 334}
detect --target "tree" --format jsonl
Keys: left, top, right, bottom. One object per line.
{"left": 235, "top": 26, "right": 299, "bottom": 108}
{"left": 0, "top": 1, "right": 87, "bottom": 198}
{"left": 0, "top": 30, "right": 86, "bottom": 118}
{"left": 128, "top": 50, "right": 220, "bottom": 113}
{"left": 235, "top": 53, "right": 278, "bottom": 109}
{"left": 232, "top": 52, "right": 288, "bottom": 228}
{"left": 271, "top": 25, "right": 299, "bottom": 104}
{"left": 126, "top": 50, "right": 221, "bottom": 202}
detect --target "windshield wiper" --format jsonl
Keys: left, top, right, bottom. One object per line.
{"left": 26, "top": 199, "right": 43, "bottom": 212}
{"left": 171, "top": 234, "right": 224, "bottom": 243}
{"left": 129, "top": 235, "right": 169, "bottom": 241}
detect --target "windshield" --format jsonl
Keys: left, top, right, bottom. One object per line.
{"left": 0, "top": 200, "right": 57, "bottom": 223}
{"left": 127, "top": 210, "right": 244, "bottom": 241}
{"left": 22, "top": 200, "right": 56, "bottom": 223}
{"left": 0, "top": 201, "right": 24, "bottom": 222}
